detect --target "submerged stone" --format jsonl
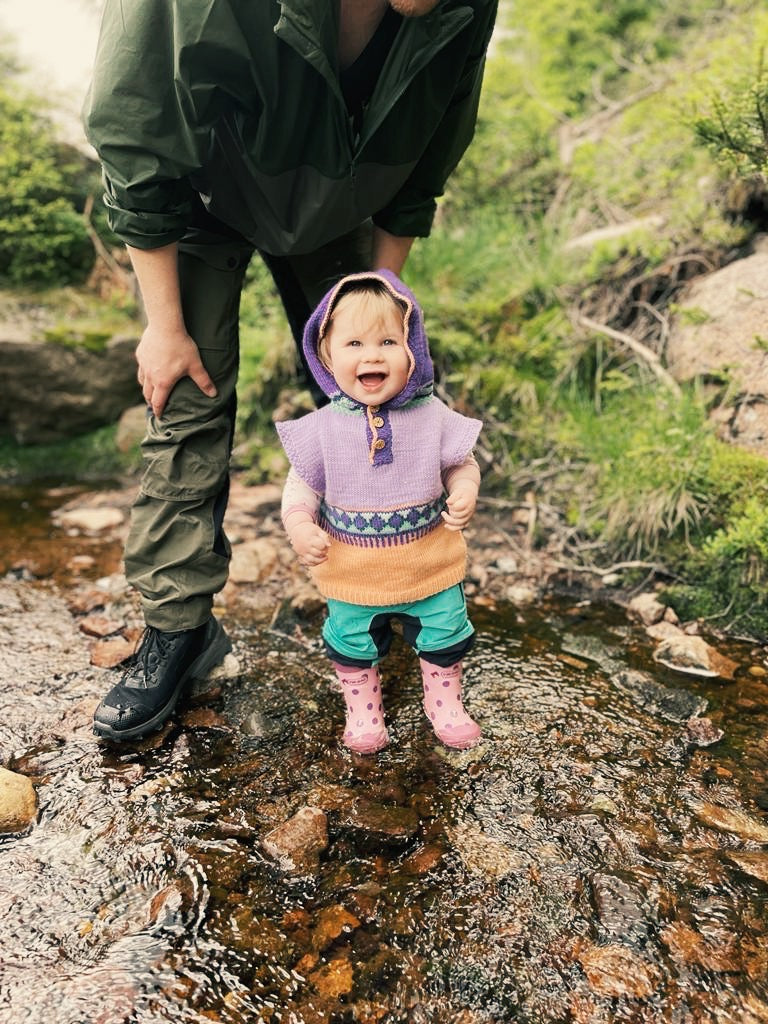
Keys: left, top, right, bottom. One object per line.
{"left": 262, "top": 806, "right": 329, "bottom": 872}
{"left": 576, "top": 940, "right": 660, "bottom": 998}
{"left": 336, "top": 800, "right": 419, "bottom": 846}
{"left": 690, "top": 801, "right": 768, "bottom": 843}
{"left": 725, "top": 851, "right": 768, "bottom": 885}
{"left": 611, "top": 668, "right": 706, "bottom": 723}
{"left": 447, "top": 821, "right": 528, "bottom": 880}
{"left": 310, "top": 905, "right": 361, "bottom": 952}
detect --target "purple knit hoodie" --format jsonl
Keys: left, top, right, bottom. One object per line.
{"left": 301, "top": 268, "right": 434, "bottom": 412}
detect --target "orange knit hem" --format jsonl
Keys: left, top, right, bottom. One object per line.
{"left": 310, "top": 525, "right": 467, "bottom": 605}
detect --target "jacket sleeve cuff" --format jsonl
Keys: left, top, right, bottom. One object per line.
{"left": 101, "top": 179, "right": 195, "bottom": 250}
{"left": 372, "top": 194, "right": 437, "bottom": 240}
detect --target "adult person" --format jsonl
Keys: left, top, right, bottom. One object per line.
{"left": 83, "top": 0, "right": 498, "bottom": 741}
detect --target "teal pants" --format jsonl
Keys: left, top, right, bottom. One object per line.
{"left": 124, "top": 211, "right": 372, "bottom": 630}
{"left": 323, "top": 585, "right": 475, "bottom": 669}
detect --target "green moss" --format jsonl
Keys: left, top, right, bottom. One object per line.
{"left": 0, "top": 425, "right": 139, "bottom": 484}
{"left": 663, "top": 498, "right": 768, "bottom": 637}
{"left": 43, "top": 325, "right": 112, "bottom": 351}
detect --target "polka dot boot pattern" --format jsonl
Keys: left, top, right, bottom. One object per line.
{"left": 420, "top": 658, "right": 481, "bottom": 749}
{"left": 333, "top": 662, "right": 389, "bottom": 754}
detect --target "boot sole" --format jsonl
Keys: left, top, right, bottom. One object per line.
{"left": 93, "top": 618, "right": 232, "bottom": 742}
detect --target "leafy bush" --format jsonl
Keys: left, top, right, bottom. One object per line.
{"left": 0, "top": 86, "right": 93, "bottom": 285}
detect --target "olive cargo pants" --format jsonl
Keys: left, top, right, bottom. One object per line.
{"left": 124, "top": 216, "right": 372, "bottom": 630}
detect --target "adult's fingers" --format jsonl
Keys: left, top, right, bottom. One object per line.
{"left": 189, "top": 363, "right": 218, "bottom": 399}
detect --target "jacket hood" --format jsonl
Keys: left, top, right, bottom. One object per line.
{"left": 302, "top": 269, "right": 434, "bottom": 409}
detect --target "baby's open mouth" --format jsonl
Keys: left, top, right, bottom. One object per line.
{"left": 357, "top": 372, "right": 387, "bottom": 388}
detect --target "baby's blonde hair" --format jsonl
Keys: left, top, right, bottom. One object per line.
{"left": 318, "top": 280, "right": 407, "bottom": 370}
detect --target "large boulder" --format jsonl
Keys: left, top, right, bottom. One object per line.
{"left": 666, "top": 243, "right": 768, "bottom": 456}
{"left": 0, "top": 333, "right": 140, "bottom": 444}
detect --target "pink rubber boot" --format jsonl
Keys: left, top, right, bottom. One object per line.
{"left": 420, "top": 659, "right": 481, "bottom": 749}
{"left": 333, "top": 663, "right": 388, "bottom": 754}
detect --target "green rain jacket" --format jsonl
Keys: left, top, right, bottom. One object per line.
{"left": 84, "top": 0, "right": 498, "bottom": 256}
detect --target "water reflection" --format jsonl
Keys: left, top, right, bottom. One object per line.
{"left": 2, "top": 560, "right": 768, "bottom": 1020}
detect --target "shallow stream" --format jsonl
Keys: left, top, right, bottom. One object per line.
{"left": 1, "top": 486, "right": 768, "bottom": 1023}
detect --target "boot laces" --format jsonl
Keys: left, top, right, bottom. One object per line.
{"left": 125, "top": 627, "right": 182, "bottom": 689}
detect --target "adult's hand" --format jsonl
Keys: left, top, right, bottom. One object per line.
{"left": 126, "top": 241, "right": 218, "bottom": 419}
{"left": 136, "top": 324, "right": 217, "bottom": 419}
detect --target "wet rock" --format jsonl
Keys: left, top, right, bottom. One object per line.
{"left": 147, "top": 883, "right": 186, "bottom": 927}
{"left": 262, "top": 806, "right": 329, "bottom": 872}
{"left": 561, "top": 633, "right": 620, "bottom": 675}
{"left": 589, "top": 794, "right": 619, "bottom": 816}
{"left": 660, "top": 920, "right": 741, "bottom": 973}
{"left": 403, "top": 843, "right": 444, "bottom": 875}
{"left": 725, "top": 851, "right": 768, "bottom": 885}
{"left": 203, "top": 651, "right": 241, "bottom": 682}
{"left": 241, "top": 709, "right": 270, "bottom": 738}
{"left": 89, "top": 635, "right": 135, "bottom": 668}
{"left": 576, "top": 940, "right": 660, "bottom": 998}
{"left": 66, "top": 586, "right": 110, "bottom": 614}
{"left": 0, "top": 766, "right": 37, "bottom": 833}
{"left": 218, "top": 909, "right": 289, "bottom": 957}
{"left": 310, "top": 905, "right": 361, "bottom": 952}
{"left": 611, "top": 668, "right": 706, "bottom": 723}
{"left": 335, "top": 799, "right": 419, "bottom": 847}
{"left": 78, "top": 614, "right": 124, "bottom": 638}
{"left": 355, "top": 947, "right": 404, "bottom": 1000}
{"left": 743, "top": 994, "right": 768, "bottom": 1024}
{"left": 653, "top": 634, "right": 738, "bottom": 680}
{"left": 179, "top": 707, "right": 231, "bottom": 731}
{"left": 627, "top": 592, "right": 667, "bottom": 626}
{"left": 684, "top": 715, "right": 724, "bottom": 748}
{"left": 308, "top": 957, "right": 354, "bottom": 999}
{"left": 348, "top": 883, "right": 382, "bottom": 924}
{"left": 55, "top": 507, "right": 125, "bottom": 533}
{"left": 690, "top": 801, "right": 768, "bottom": 843}
{"left": 590, "top": 874, "right": 649, "bottom": 943}
{"left": 67, "top": 554, "right": 97, "bottom": 572}
{"left": 447, "top": 821, "right": 528, "bottom": 880}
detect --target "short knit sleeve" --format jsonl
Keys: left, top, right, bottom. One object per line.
{"left": 274, "top": 413, "right": 327, "bottom": 494}
{"left": 438, "top": 401, "right": 483, "bottom": 471}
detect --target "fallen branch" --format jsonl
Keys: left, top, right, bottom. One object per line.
{"left": 575, "top": 314, "right": 682, "bottom": 396}
{"left": 83, "top": 194, "right": 135, "bottom": 293}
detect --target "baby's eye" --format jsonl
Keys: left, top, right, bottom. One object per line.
{"left": 346, "top": 338, "right": 362, "bottom": 347}
{"left": 382, "top": 337, "right": 398, "bottom": 346}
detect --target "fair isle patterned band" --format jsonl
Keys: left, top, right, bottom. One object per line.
{"left": 319, "top": 497, "right": 445, "bottom": 546}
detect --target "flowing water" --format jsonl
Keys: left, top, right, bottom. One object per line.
{"left": 1, "top": 486, "right": 768, "bottom": 1023}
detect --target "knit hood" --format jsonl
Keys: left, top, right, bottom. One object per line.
{"left": 302, "top": 269, "right": 434, "bottom": 409}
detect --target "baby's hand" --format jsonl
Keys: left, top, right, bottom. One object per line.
{"left": 289, "top": 521, "right": 331, "bottom": 566}
{"left": 441, "top": 483, "right": 478, "bottom": 532}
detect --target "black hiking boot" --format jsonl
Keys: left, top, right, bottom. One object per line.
{"left": 92, "top": 617, "right": 231, "bottom": 742}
